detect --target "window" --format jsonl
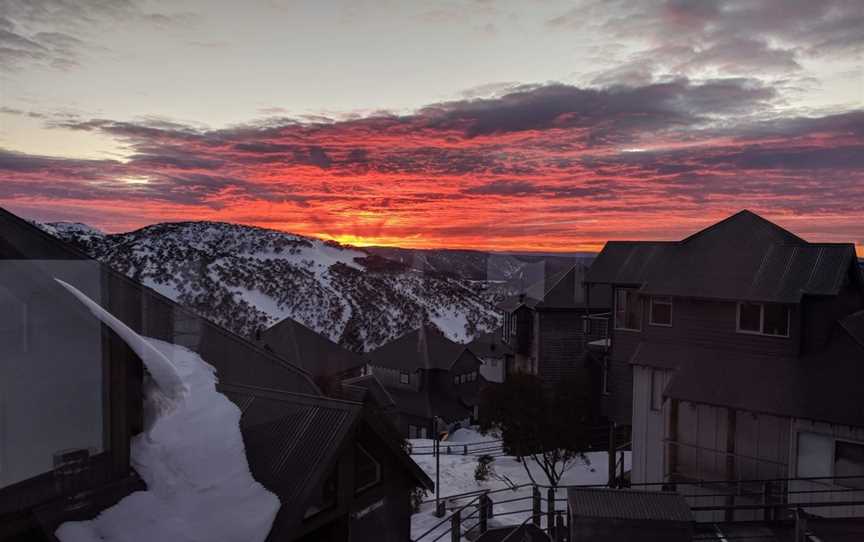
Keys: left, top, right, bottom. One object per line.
{"left": 649, "top": 296, "right": 672, "bottom": 326}
{"left": 650, "top": 369, "right": 663, "bottom": 411}
{"left": 453, "top": 375, "right": 459, "bottom": 385}
{"left": 763, "top": 304, "right": 790, "bottom": 336}
{"left": 408, "top": 425, "right": 418, "bottom": 439}
{"left": 797, "top": 433, "right": 864, "bottom": 488}
{"left": 399, "top": 370, "right": 409, "bottom": 384}
{"left": 614, "top": 288, "right": 642, "bottom": 331}
{"left": 355, "top": 445, "right": 381, "bottom": 493}
{"left": 510, "top": 313, "right": 517, "bottom": 337}
{"left": 737, "top": 302, "right": 789, "bottom": 337}
{"left": 835, "top": 441, "right": 864, "bottom": 489}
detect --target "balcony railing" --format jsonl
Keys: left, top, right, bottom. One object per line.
{"left": 581, "top": 312, "right": 610, "bottom": 351}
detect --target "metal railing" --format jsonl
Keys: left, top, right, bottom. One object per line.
{"left": 412, "top": 475, "right": 864, "bottom": 542}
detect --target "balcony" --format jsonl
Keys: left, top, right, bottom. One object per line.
{"left": 582, "top": 312, "right": 611, "bottom": 352}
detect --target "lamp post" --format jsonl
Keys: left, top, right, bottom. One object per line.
{"left": 434, "top": 415, "right": 444, "bottom": 517}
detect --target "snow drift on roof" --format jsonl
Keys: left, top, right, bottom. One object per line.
{"left": 55, "top": 278, "right": 189, "bottom": 408}
{"left": 54, "top": 284, "right": 279, "bottom": 542}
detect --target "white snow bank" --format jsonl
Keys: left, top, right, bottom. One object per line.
{"left": 54, "top": 282, "right": 280, "bottom": 542}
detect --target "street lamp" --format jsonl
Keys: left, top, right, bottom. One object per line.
{"left": 433, "top": 415, "right": 446, "bottom": 517}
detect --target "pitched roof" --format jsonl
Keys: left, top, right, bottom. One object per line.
{"left": 499, "top": 264, "right": 612, "bottom": 312}
{"left": 218, "top": 383, "right": 432, "bottom": 530}
{"left": 585, "top": 210, "right": 858, "bottom": 303}
{"left": 366, "top": 325, "right": 469, "bottom": 371}
{"left": 467, "top": 328, "right": 514, "bottom": 359}
{"left": 568, "top": 488, "right": 693, "bottom": 522}
{"left": 261, "top": 317, "right": 364, "bottom": 380}
{"left": 341, "top": 373, "right": 397, "bottom": 409}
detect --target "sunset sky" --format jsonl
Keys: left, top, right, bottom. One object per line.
{"left": 1, "top": 0, "right": 862, "bottom": 254}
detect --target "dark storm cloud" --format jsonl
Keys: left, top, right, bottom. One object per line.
{"left": 418, "top": 78, "right": 775, "bottom": 138}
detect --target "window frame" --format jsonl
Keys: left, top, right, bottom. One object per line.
{"left": 614, "top": 288, "right": 642, "bottom": 332}
{"left": 649, "top": 296, "right": 672, "bottom": 327}
{"left": 796, "top": 432, "right": 864, "bottom": 488}
{"left": 354, "top": 444, "right": 382, "bottom": 494}
{"left": 736, "top": 302, "right": 790, "bottom": 338}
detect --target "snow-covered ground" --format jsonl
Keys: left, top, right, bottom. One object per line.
{"left": 409, "top": 428, "right": 631, "bottom": 541}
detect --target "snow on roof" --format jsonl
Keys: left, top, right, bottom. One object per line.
{"left": 54, "top": 282, "right": 279, "bottom": 542}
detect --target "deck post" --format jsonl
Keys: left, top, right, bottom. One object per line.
{"left": 532, "top": 487, "right": 541, "bottom": 527}
{"left": 479, "top": 493, "right": 488, "bottom": 533}
{"left": 794, "top": 508, "right": 808, "bottom": 542}
{"left": 450, "top": 509, "right": 460, "bottom": 542}
{"left": 555, "top": 511, "right": 566, "bottom": 542}
{"left": 608, "top": 422, "right": 616, "bottom": 487}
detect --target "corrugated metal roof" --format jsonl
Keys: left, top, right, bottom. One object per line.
{"left": 219, "top": 384, "right": 360, "bottom": 512}
{"left": 585, "top": 211, "right": 857, "bottom": 303}
{"left": 568, "top": 488, "right": 693, "bottom": 522}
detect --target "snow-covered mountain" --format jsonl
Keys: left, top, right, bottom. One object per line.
{"left": 41, "top": 221, "right": 506, "bottom": 352}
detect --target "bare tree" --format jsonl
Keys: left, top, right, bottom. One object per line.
{"left": 478, "top": 373, "right": 592, "bottom": 487}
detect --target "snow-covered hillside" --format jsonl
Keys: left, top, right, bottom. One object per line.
{"left": 42, "top": 220, "right": 503, "bottom": 352}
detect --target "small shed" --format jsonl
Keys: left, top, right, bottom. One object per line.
{"left": 568, "top": 488, "right": 693, "bottom": 542}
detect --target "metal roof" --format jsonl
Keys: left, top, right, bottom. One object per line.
{"left": 585, "top": 210, "right": 858, "bottom": 303}
{"left": 568, "top": 488, "right": 693, "bottom": 522}
{"left": 366, "top": 324, "right": 470, "bottom": 372}
{"left": 218, "top": 384, "right": 361, "bottom": 514}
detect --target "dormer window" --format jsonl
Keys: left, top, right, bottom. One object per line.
{"left": 737, "top": 302, "right": 789, "bottom": 337}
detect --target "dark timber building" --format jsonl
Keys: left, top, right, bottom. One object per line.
{"left": 0, "top": 207, "right": 431, "bottom": 541}
{"left": 361, "top": 325, "right": 484, "bottom": 438}
{"left": 586, "top": 210, "right": 864, "bottom": 521}
{"left": 499, "top": 264, "right": 611, "bottom": 420}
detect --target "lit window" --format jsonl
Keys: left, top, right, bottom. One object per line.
{"left": 614, "top": 288, "right": 642, "bottom": 331}
{"left": 737, "top": 303, "right": 789, "bottom": 337}
{"left": 399, "top": 370, "right": 409, "bottom": 384}
{"left": 649, "top": 296, "right": 672, "bottom": 326}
